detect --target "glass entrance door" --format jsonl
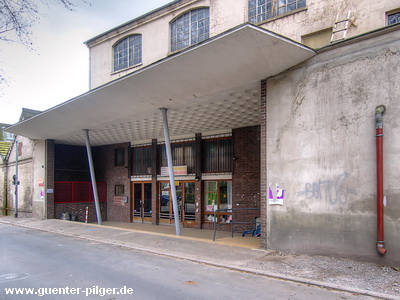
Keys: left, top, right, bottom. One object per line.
{"left": 133, "top": 182, "right": 152, "bottom": 223}
{"left": 159, "top": 181, "right": 195, "bottom": 226}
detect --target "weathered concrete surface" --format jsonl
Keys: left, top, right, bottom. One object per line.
{"left": 4, "top": 137, "right": 46, "bottom": 219}
{"left": 260, "top": 0, "right": 400, "bottom": 45}
{"left": 266, "top": 27, "right": 400, "bottom": 266}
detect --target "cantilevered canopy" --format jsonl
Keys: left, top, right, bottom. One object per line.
{"left": 7, "top": 24, "right": 315, "bottom": 146}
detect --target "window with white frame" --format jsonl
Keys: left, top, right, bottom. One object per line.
{"left": 113, "top": 35, "right": 142, "bottom": 72}
{"left": 170, "top": 7, "right": 210, "bottom": 52}
{"left": 388, "top": 11, "right": 400, "bottom": 25}
{"left": 249, "top": 0, "right": 306, "bottom": 23}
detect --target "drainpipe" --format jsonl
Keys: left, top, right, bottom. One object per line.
{"left": 375, "top": 105, "right": 387, "bottom": 255}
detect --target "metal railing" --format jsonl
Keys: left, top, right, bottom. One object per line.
{"left": 212, "top": 208, "right": 260, "bottom": 241}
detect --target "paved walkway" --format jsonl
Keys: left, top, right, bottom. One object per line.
{"left": 1, "top": 216, "right": 399, "bottom": 299}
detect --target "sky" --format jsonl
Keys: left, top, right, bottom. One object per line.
{"left": 0, "top": 0, "right": 173, "bottom": 125}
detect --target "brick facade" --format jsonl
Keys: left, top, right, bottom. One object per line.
{"left": 94, "top": 143, "right": 131, "bottom": 223}
{"left": 260, "top": 79, "right": 267, "bottom": 249}
{"left": 50, "top": 127, "right": 261, "bottom": 231}
{"left": 55, "top": 202, "right": 107, "bottom": 223}
{"left": 202, "top": 126, "right": 261, "bottom": 233}
{"left": 232, "top": 125, "right": 261, "bottom": 233}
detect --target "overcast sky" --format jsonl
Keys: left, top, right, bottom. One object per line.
{"left": 0, "top": 0, "right": 173, "bottom": 125}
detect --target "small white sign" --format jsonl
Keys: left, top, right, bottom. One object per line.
{"left": 161, "top": 166, "right": 187, "bottom": 176}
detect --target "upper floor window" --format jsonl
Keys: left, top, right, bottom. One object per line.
{"left": 113, "top": 35, "right": 142, "bottom": 72}
{"left": 388, "top": 11, "right": 400, "bottom": 25}
{"left": 170, "top": 8, "right": 210, "bottom": 52}
{"left": 249, "top": 0, "right": 306, "bottom": 23}
{"left": 132, "top": 145, "right": 152, "bottom": 175}
{"left": 159, "top": 140, "right": 196, "bottom": 174}
{"left": 202, "top": 136, "right": 233, "bottom": 173}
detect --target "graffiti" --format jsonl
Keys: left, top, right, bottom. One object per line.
{"left": 298, "top": 172, "right": 356, "bottom": 205}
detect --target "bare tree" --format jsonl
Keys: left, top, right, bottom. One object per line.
{"left": 0, "top": 0, "right": 89, "bottom": 45}
{"left": 0, "top": 0, "right": 89, "bottom": 84}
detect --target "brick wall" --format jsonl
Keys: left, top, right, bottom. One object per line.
{"left": 201, "top": 126, "right": 261, "bottom": 233}
{"left": 260, "top": 79, "right": 267, "bottom": 248}
{"left": 232, "top": 125, "right": 261, "bottom": 233}
{"left": 55, "top": 202, "right": 107, "bottom": 223}
{"left": 94, "top": 143, "right": 131, "bottom": 223}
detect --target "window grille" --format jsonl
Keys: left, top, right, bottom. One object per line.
{"left": 249, "top": 0, "right": 306, "bottom": 23}
{"left": 132, "top": 145, "right": 152, "bottom": 175}
{"left": 388, "top": 12, "right": 400, "bottom": 25}
{"left": 113, "top": 35, "right": 142, "bottom": 72}
{"left": 170, "top": 8, "right": 210, "bottom": 52}
{"left": 202, "top": 137, "right": 233, "bottom": 173}
{"left": 159, "top": 140, "right": 196, "bottom": 174}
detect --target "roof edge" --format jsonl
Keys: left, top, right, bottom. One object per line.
{"left": 84, "top": 0, "right": 189, "bottom": 47}
{"left": 316, "top": 22, "right": 400, "bottom": 53}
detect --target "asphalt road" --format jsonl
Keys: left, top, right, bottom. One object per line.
{"left": 0, "top": 224, "right": 374, "bottom": 299}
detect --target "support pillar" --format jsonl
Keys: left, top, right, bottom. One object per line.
{"left": 83, "top": 129, "right": 102, "bottom": 225}
{"left": 160, "top": 108, "right": 181, "bottom": 236}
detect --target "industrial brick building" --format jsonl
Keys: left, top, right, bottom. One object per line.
{"left": 4, "top": 0, "right": 400, "bottom": 266}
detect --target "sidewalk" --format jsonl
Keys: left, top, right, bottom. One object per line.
{"left": 1, "top": 216, "right": 399, "bottom": 299}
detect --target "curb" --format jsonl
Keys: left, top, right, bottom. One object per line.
{"left": 0, "top": 219, "right": 398, "bottom": 300}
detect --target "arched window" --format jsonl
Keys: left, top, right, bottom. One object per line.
{"left": 249, "top": 0, "right": 306, "bottom": 23}
{"left": 170, "top": 7, "right": 210, "bottom": 52}
{"left": 113, "top": 35, "right": 142, "bottom": 72}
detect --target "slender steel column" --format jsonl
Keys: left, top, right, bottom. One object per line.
{"left": 83, "top": 129, "right": 102, "bottom": 225}
{"left": 14, "top": 140, "right": 19, "bottom": 218}
{"left": 160, "top": 108, "right": 181, "bottom": 236}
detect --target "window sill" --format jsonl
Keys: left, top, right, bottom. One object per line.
{"left": 254, "top": 6, "right": 308, "bottom": 26}
{"left": 111, "top": 63, "right": 143, "bottom": 75}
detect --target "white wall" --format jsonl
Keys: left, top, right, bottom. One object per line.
{"left": 88, "top": 0, "right": 400, "bottom": 89}
{"left": 87, "top": 0, "right": 250, "bottom": 88}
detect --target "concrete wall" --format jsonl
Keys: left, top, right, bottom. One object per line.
{"left": 32, "top": 140, "right": 46, "bottom": 219}
{"left": 6, "top": 137, "right": 34, "bottom": 217}
{"left": 265, "top": 27, "right": 400, "bottom": 266}
{"left": 2, "top": 137, "right": 46, "bottom": 218}
{"left": 0, "top": 156, "right": 6, "bottom": 215}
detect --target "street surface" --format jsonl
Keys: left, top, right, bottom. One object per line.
{"left": 0, "top": 224, "right": 374, "bottom": 299}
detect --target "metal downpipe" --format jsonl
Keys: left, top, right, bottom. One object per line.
{"left": 375, "top": 105, "right": 387, "bottom": 255}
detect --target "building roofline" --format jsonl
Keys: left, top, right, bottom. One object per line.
{"left": 316, "top": 22, "right": 400, "bottom": 53}
{"left": 84, "top": 0, "right": 183, "bottom": 46}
